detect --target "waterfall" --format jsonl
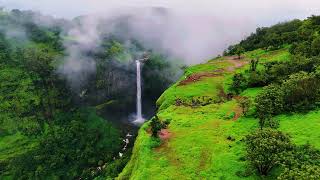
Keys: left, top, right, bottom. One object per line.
{"left": 134, "top": 60, "right": 144, "bottom": 124}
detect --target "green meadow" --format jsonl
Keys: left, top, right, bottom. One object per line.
{"left": 119, "top": 48, "right": 320, "bottom": 179}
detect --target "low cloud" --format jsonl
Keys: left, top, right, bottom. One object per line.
{"left": 57, "top": 16, "right": 100, "bottom": 89}
{"left": 2, "top": 0, "right": 320, "bottom": 63}
{"left": 2, "top": 0, "right": 320, "bottom": 88}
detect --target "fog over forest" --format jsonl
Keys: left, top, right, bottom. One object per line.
{"left": 2, "top": 0, "right": 320, "bottom": 63}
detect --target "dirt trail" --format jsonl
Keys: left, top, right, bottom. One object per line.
{"left": 225, "top": 56, "right": 248, "bottom": 71}
{"left": 179, "top": 72, "right": 221, "bottom": 86}
{"left": 179, "top": 57, "right": 248, "bottom": 86}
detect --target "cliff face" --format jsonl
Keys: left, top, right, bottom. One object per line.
{"left": 118, "top": 48, "right": 320, "bottom": 180}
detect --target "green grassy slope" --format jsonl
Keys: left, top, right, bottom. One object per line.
{"left": 118, "top": 48, "right": 320, "bottom": 179}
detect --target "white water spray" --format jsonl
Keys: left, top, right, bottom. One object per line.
{"left": 134, "top": 60, "right": 144, "bottom": 124}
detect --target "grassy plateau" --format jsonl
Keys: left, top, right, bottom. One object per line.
{"left": 118, "top": 48, "right": 320, "bottom": 179}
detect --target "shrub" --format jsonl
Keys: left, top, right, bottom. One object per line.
{"left": 263, "top": 118, "right": 280, "bottom": 129}
{"left": 255, "top": 71, "right": 320, "bottom": 119}
{"left": 150, "top": 115, "right": 166, "bottom": 137}
{"left": 247, "top": 71, "right": 267, "bottom": 87}
{"left": 279, "top": 144, "right": 320, "bottom": 179}
{"left": 245, "top": 129, "right": 293, "bottom": 176}
{"left": 281, "top": 144, "right": 320, "bottom": 170}
{"left": 230, "top": 73, "right": 248, "bottom": 94}
{"left": 235, "top": 45, "right": 245, "bottom": 59}
{"left": 278, "top": 165, "right": 320, "bottom": 180}
{"left": 282, "top": 71, "right": 320, "bottom": 111}
{"left": 249, "top": 59, "right": 259, "bottom": 72}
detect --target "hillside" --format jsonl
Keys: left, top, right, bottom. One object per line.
{"left": 0, "top": 9, "right": 180, "bottom": 179}
{"left": 118, "top": 46, "right": 320, "bottom": 179}
{"left": 2, "top": 6, "right": 320, "bottom": 180}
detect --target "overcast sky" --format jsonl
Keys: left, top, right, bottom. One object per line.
{"left": 1, "top": 0, "right": 320, "bottom": 63}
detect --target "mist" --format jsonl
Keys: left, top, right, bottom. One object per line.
{"left": 2, "top": 0, "right": 320, "bottom": 90}
{"left": 2, "top": 0, "right": 320, "bottom": 64}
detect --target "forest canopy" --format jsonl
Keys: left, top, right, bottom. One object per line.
{"left": 0, "top": 9, "right": 181, "bottom": 179}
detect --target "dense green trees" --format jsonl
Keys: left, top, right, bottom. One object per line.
{"left": 226, "top": 19, "right": 303, "bottom": 54}
{"left": 227, "top": 14, "right": 320, "bottom": 179}
{"left": 282, "top": 72, "right": 320, "bottom": 111}
{"left": 0, "top": 67, "right": 42, "bottom": 135}
{"left": 253, "top": 71, "right": 320, "bottom": 129}
{"left": 0, "top": 32, "right": 11, "bottom": 64}
{"left": 0, "top": 8, "right": 181, "bottom": 179}
{"left": 226, "top": 15, "right": 320, "bottom": 58}
{"left": 311, "top": 37, "right": 320, "bottom": 56}
{"left": 8, "top": 110, "right": 122, "bottom": 179}
{"left": 0, "top": 9, "right": 128, "bottom": 179}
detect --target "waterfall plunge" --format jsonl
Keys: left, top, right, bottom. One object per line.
{"left": 134, "top": 60, "right": 144, "bottom": 124}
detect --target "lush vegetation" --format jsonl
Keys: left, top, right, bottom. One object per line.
{"left": 0, "top": 9, "right": 125, "bottom": 179}
{"left": 0, "top": 9, "right": 180, "bottom": 179}
{"left": 119, "top": 14, "right": 320, "bottom": 180}
{"left": 225, "top": 14, "right": 320, "bottom": 179}
{"left": 2, "top": 7, "right": 320, "bottom": 179}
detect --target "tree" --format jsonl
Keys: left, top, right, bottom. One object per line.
{"left": 0, "top": 67, "right": 42, "bottom": 135}
{"left": 266, "top": 33, "right": 281, "bottom": 50}
{"left": 230, "top": 73, "right": 247, "bottom": 94}
{"left": 22, "top": 47, "right": 58, "bottom": 121}
{"left": 311, "top": 37, "right": 320, "bottom": 56}
{"left": 235, "top": 45, "right": 245, "bottom": 59}
{"left": 245, "top": 129, "right": 293, "bottom": 176}
{"left": 247, "top": 71, "right": 267, "bottom": 87}
{"left": 249, "top": 59, "right": 259, "bottom": 72}
{"left": 255, "top": 84, "right": 284, "bottom": 128}
{"left": 0, "top": 33, "right": 11, "bottom": 64}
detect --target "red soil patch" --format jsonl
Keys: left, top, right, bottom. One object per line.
{"left": 179, "top": 56, "right": 248, "bottom": 86}
{"left": 213, "top": 68, "right": 225, "bottom": 73}
{"left": 155, "top": 129, "right": 174, "bottom": 153}
{"left": 231, "top": 96, "right": 244, "bottom": 121}
{"left": 226, "top": 59, "right": 248, "bottom": 72}
{"left": 179, "top": 72, "right": 221, "bottom": 86}
{"left": 179, "top": 58, "right": 247, "bottom": 86}
{"left": 232, "top": 106, "right": 243, "bottom": 121}
{"left": 159, "top": 129, "right": 172, "bottom": 140}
